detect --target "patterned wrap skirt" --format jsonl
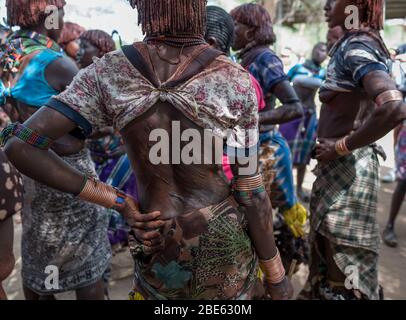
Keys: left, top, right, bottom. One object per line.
{"left": 279, "top": 106, "right": 318, "bottom": 166}
{"left": 129, "top": 197, "right": 264, "bottom": 300}
{"left": 21, "top": 148, "right": 111, "bottom": 295}
{"left": 308, "top": 146, "right": 380, "bottom": 300}
{"left": 259, "top": 129, "right": 297, "bottom": 212}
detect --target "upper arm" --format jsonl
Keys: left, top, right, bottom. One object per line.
{"left": 45, "top": 56, "right": 79, "bottom": 92}
{"left": 272, "top": 80, "right": 300, "bottom": 103}
{"left": 362, "top": 70, "right": 397, "bottom": 100}
{"left": 15, "top": 61, "right": 109, "bottom": 140}
{"left": 344, "top": 41, "right": 389, "bottom": 86}
{"left": 398, "top": 44, "right": 406, "bottom": 55}
{"left": 23, "top": 106, "right": 77, "bottom": 140}
{"left": 45, "top": 62, "right": 111, "bottom": 136}
{"left": 293, "top": 75, "right": 323, "bottom": 90}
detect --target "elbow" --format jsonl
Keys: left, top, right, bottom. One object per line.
{"left": 3, "top": 138, "right": 17, "bottom": 159}
{"left": 297, "top": 103, "right": 305, "bottom": 118}
{"left": 3, "top": 138, "right": 25, "bottom": 169}
{"left": 290, "top": 103, "right": 304, "bottom": 120}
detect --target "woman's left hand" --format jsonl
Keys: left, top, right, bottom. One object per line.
{"left": 315, "top": 138, "right": 339, "bottom": 163}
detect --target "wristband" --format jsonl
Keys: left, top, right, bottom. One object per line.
{"left": 335, "top": 136, "right": 351, "bottom": 156}
{"left": 78, "top": 176, "right": 128, "bottom": 210}
{"left": 259, "top": 249, "right": 286, "bottom": 285}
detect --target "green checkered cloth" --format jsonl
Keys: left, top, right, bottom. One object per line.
{"left": 310, "top": 146, "right": 380, "bottom": 251}
{"left": 332, "top": 243, "right": 379, "bottom": 300}
{"left": 309, "top": 146, "right": 381, "bottom": 300}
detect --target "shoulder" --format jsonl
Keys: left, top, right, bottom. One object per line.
{"left": 211, "top": 55, "right": 252, "bottom": 80}
{"left": 343, "top": 32, "right": 389, "bottom": 59}
{"left": 48, "top": 55, "right": 79, "bottom": 75}
{"left": 255, "top": 50, "right": 284, "bottom": 67}
{"left": 91, "top": 49, "right": 140, "bottom": 79}
{"left": 214, "top": 55, "right": 248, "bottom": 72}
{"left": 46, "top": 54, "right": 79, "bottom": 91}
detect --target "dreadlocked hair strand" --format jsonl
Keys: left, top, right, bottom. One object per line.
{"left": 129, "top": 0, "right": 207, "bottom": 36}
{"left": 205, "top": 6, "right": 234, "bottom": 54}
{"left": 58, "top": 22, "right": 86, "bottom": 48}
{"left": 6, "top": 0, "right": 66, "bottom": 28}
{"left": 356, "top": 0, "right": 385, "bottom": 30}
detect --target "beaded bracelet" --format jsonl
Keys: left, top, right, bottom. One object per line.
{"left": 260, "top": 249, "right": 286, "bottom": 285}
{"left": 0, "top": 122, "right": 54, "bottom": 150}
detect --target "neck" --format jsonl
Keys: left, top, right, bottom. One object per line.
{"left": 25, "top": 26, "right": 53, "bottom": 40}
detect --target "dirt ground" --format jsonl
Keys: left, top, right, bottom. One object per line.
{"left": 4, "top": 135, "right": 406, "bottom": 300}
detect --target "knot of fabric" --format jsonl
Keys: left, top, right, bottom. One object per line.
{"left": 0, "top": 81, "right": 12, "bottom": 106}
{"left": 153, "top": 87, "right": 199, "bottom": 118}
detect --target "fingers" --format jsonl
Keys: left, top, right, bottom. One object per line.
{"left": 133, "top": 229, "right": 162, "bottom": 241}
{"left": 142, "top": 237, "right": 163, "bottom": 247}
{"left": 134, "top": 211, "right": 161, "bottom": 222}
{"left": 134, "top": 220, "right": 166, "bottom": 230}
{"left": 143, "top": 245, "right": 164, "bottom": 256}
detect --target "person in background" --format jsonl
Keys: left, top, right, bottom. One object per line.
{"left": 76, "top": 29, "right": 136, "bottom": 298}
{"left": 230, "top": 3, "right": 308, "bottom": 242}
{"left": 383, "top": 99, "right": 406, "bottom": 247}
{"left": 2, "top": 0, "right": 293, "bottom": 300}
{"left": 58, "top": 22, "right": 86, "bottom": 62}
{"left": 383, "top": 62, "right": 406, "bottom": 248}
{"left": 280, "top": 42, "right": 328, "bottom": 203}
{"left": 301, "top": 0, "right": 406, "bottom": 300}
{"left": 76, "top": 29, "right": 116, "bottom": 69}
{"left": 0, "top": 0, "right": 110, "bottom": 300}
{"left": 0, "top": 149, "right": 23, "bottom": 300}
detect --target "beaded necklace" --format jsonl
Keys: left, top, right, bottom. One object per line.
{"left": 144, "top": 34, "right": 207, "bottom": 48}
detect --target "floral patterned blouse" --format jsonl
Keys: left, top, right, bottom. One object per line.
{"left": 46, "top": 43, "right": 259, "bottom": 152}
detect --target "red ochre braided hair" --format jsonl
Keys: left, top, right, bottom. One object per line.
{"left": 58, "top": 22, "right": 86, "bottom": 49}
{"left": 80, "top": 30, "right": 116, "bottom": 56}
{"left": 128, "top": 0, "right": 207, "bottom": 36}
{"left": 6, "top": 0, "right": 66, "bottom": 28}
{"left": 356, "top": 0, "right": 385, "bottom": 30}
{"left": 230, "top": 3, "right": 276, "bottom": 46}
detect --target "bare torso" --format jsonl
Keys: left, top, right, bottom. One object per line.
{"left": 318, "top": 89, "right": 371, "bottom": 139}
{"left": 120, "top": 45, "right": 230, "bottom": 219}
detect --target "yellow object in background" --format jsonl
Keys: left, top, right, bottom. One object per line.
{"left": 283, "top": 203, "right": 308, "bottom": 238}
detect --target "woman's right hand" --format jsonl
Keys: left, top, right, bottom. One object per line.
{"left": 120, "top": 197, "right": 166, "bottom": 255}
{"left": 267, "top": 277, "right": 294, "bottom": 300}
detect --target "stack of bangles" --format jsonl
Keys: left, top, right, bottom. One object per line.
{"left": 78, "top": 175, "right": 134, "bottom": 211}
{"left": 231, "top": 174, "right": 266, "bottom": 206}
{"left": 259, "top": 249, "right": 286, "bottom": 286}
{"left": 335, "top": 136, "right": 351, "bottom": 157}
